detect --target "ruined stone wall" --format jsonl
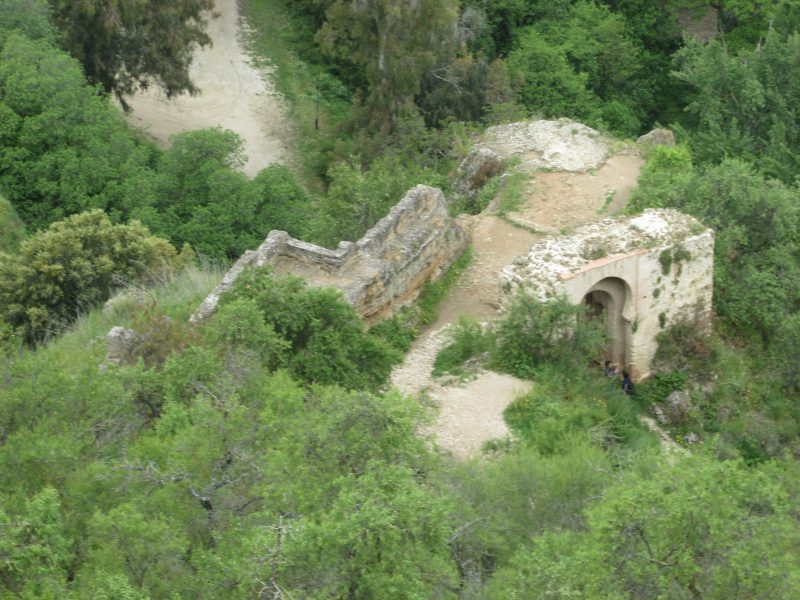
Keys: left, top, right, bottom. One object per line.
{"left": 500, "top": 209, "right": 714, "bottom": 379}
{"left": 192, "top": 184, "right": 468, "bottom": 324}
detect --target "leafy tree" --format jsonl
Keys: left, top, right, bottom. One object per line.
{"left": 675, "top": 30, "right": 800, "bottom": 183}
{"left": 0, "top": 210, "right": 178, "bottom": 343}
{"left": 79, "top": 504, "right": 190, "bottom": 597}
{"left": 632, "top": 156, "right": 800, "bottom": 347}
{"left": 490, "top": 454, "right": 800, "bottom": 598}
{"left": 417, "top": 55, "right": 513, "bottom": 127}
{"left": 714, "top": 0, "right": 800, "bottom": 49}
{"left": 0, "top": 487, "right": 71, "bottom": 597}
{"left": 317, "top": 0, "right": 459, "bottom": 130}
{"left": 223, "top": 268, "right": 402, "bottom": 390}
{"left": 282, "top": 465, "right": 457, "bottom": 598}
{"left": 0, "top": 193, "right": 25, "bottom": 253}
{"left": 48, "top": 0, "right": 213, "bottom": 110}
{"left": 507, "top": 30, "right": 598, "bottom": 122}
{"left": 252, "top": 164, "right": 314, "bottom": 240}
{"left": 461, "top": 0, "right": 576, "bottom": 57}
{"left": 0, "top": 33, "right": 155, "bottom": 229}
{"left": 507, "top": 1, "right": 645, "bottom": 134}
{"left": 314, "top": 154, "right": 445, "bottom": 247}
{"left": 132, "top": 129, "right": 313, "bottom": 259}
{"left": 0, "top": 0, "right": 55, "bottom": 45}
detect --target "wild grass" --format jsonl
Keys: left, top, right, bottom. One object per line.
{"left": 495, "top": 170, "right": 528, "bottom": 216}
{"left": 5, "top": 264, "right": 226, "bottom": 374}
{"left": 370, "top": 246, "right": 474, "bottom": 352}
{"left": 241, "top": 0, "right": 351, "bottom": 192}
{"left": 417, "top": 246, "right": 474, "bottom": 325}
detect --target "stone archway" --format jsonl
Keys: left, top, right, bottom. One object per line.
{"left": 582, "top": 277, "right": 631, "bottom": 367}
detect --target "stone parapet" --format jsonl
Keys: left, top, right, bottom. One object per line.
{"left": 191, "top": 184, "right": 468, "bottom": 324}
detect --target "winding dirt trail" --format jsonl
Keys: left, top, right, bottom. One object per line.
{"left": 123, "top": 0, "right": 290, "bottom": 177}
{"left": 392, "top": 146, "right": 644, "bottom": 459}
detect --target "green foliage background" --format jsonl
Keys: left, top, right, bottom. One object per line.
{"left": 2, "top": 0, "right": 800, "bottom": 597}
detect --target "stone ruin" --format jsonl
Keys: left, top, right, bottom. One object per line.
{"left": 500, "top": 209, "right": 714, "bottom": 380}
{"left": 191, "top": 184, "right": 468, "bottom": 324}
{"left": 104, "top": 118, "right": 713, "bottom": 384}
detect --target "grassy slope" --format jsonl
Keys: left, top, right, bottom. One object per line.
{"left": 242, "top": 0, "right": 351, "bottom": 193}
{"left": 4, "top": 265, "right": 225, "bottom": 371}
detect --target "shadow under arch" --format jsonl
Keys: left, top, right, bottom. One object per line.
{"left": 582, "top": 276, "right": 634, "bottom": 367}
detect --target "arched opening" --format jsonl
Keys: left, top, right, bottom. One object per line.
{"left": 582, "top": 277, "right": 631, "bottom": 367}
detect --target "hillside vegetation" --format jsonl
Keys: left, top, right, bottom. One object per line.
{"left": 0, "top": 194, "right": 25, "bottom": 253}
{"left": 2, "top": 0, "right": 800, "bottom": 598}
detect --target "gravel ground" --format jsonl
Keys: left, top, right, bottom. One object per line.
{"left": 122, "top": 0, "right": 290, "bottom": 176}
{"left": 391, "top": 326, "right": 532, "bottom": 459}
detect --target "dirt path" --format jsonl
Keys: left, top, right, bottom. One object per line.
{"left": 390, "top": 327, "right": 533, "bottom": 458}
{"left": 393, "top": 145, "right": 644, "bottom": 459}
{"left": 123, "top": 0, "right": 290, "bottom": 177}
{"left": 509, "top": 153, "right": 643, "bottom": 234}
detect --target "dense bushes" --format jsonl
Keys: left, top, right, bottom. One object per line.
{"left": 220, "top": 267, "right": 402, "bottom": 390}
{"left": 0, "top": 193, "right": 24, "bottom": 253}
{"left": 631, "top": 152, "right": 800, "bottom": 354}
{"left": 0, "top": 29, "right": 314, "bottom": 260}
{"left": 490, "top": 454, "right": 800, "bottom": 598}
{"left": 0, "top": 210, "right": 179, "bottom": 343}
{"left": 131, "top": 129, "right": 313, "bottom": 257}
{"left": 494, "top": 292, "right": 606, "bottom": 377}
{"left": 0, "top": 265, "right": 454, "bottom": 598}
{"left": 312, "top": 154, "right": 447, "bottom": 247}
{"left": 507, "top": 1, "right": 645, "bottom": 135}
{"left": 0, "top": 33, "right": 155, "bottom": 229}
{"left": 434, "top": 293, "right": 606, "bottom": 381}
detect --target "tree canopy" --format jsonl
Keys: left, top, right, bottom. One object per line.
{"left": 47, "top": 0, "right": 213, "bottom": 110}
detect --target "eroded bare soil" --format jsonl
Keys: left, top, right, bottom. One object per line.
{"left": 392, "top": 149, "right": 643, "bottom": 458}
{"left": 122, "top": 0, "right": 291, "bottom": 177}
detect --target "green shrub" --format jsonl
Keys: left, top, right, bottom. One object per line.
{"left": 493, "top": 292, "right": 606, "bottom": 378}
{"left": 634, "top": 371, "right": 687, "bottom": 406}
{"left": 0, "top": 210, "right": 177, "bottom": 343}
{"left": 204, "top": 297, "right": 290, "bottom": 369}
{"left": 417, "top": 247, "right": 473, "bottom": 325}
{"left": 433, "top": 317, "right": 493, "bottom": 377}
{"left": 312, "top": 155, "right": 446, "bottom": 248}
{"left": 0, "top": 194, "right": 25, "bottom": 253}
{"left": 504, "top": 368, "right": 646, "bottom": 456}
{"left": 369, "top": 312, "right": 418, "bottom": 353}
{"left": 223, "top": 267, "right": 402, "bottom": 390}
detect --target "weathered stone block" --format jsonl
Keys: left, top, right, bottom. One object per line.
{"left": 637, "top": 128, "right": 676, "bottom": 147}
{"left": 105, "top": 326, "right": 140, "bottom": 366}
{"left": 192, "top": 185, "right": 468, "bottom": 324}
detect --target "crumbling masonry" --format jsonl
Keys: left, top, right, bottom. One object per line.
{"left": 499, "top": 209, "right": 714, "bottom": 379}
{"left": 191, "top": 184, "right": 468, "bottom": 324}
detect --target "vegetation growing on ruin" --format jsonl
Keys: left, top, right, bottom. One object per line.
{"left": 3, "top": 0, "right": 800, "bottom": 597}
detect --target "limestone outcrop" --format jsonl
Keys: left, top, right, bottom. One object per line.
{"left": 192, "top": 184, "right": 468, "bottom": 324}
{"left": 105, "top": 326, "right": 140, "bottom": 366}
{"left": 500, "top": 209, "right": 714, "bottom": 379}
{"left": 478, "top": 118, "right": 610, "bottom": 173}
{"left": 637, "top": 128, "right": 676, "bottom": 147}
{"left": 452, "top": 146, "right": 504, "bottom": 206}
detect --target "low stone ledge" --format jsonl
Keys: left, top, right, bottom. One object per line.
{"left": 191, "top": 184, "right": 468, "bottom": 324}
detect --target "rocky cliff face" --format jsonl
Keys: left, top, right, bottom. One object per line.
{"left": 192, "top": 184, "right": 468, "bottom": 324}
